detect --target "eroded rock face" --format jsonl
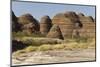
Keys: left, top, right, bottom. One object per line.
{"left": 12, "top": 11, "right": 22, "bottom": 32}
{"left": 78, "top": 13, "right": 85, "bottom": 17}
{"left": 12, "top": 11, "right": 17, "bottom": 22}
{"left": 12, "top": 11, "right": 95, "bottom": 39}
{"left": 52, "top": 13, "right": 73, "bottom": 38}
{"left": 64, "top": 11, "right": 79, "bottom": 20}
{"left": 18, "top": 13, "right": 40, "bottom": 34}
{"left": 52, "top": 12, "right": 81, "bottom": 38}
{"left": 40, "top": 16, "right": 52, "bottom": 34}
{"left": 77, "top": 15, "right": 95, "bottom": 37}
{"left": 47, "top": 25, "right": 64, "bottom": 40}
{"left": 52, "top": 11, "right": 95, "bottom": 38}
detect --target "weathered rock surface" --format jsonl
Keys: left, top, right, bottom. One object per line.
{"left": 78, "top": 15, "right": 95, "bottom": 37}
{"left": 47, "top": 25, "right": 64, "bottom": 39}
{"left": 40, "top": 16, "right": 52, "bottom": 34}
{"left": 12, "top": 11, "right": 95, "bottom": 38}
{"left": 52, "top": 11, "right": 95, "bottom": 38}
{"left": 18, "top": 13, "right": 40, "bottom": 34}
{"left": 12, "top": 11, "right": 22, "bottom": 32}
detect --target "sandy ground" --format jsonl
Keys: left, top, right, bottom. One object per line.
{"left": 12, "top": 48, "right": 95, "bottom": 66}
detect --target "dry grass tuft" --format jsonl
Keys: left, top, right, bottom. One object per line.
{"left": 38, "top": 44, "right": 53, "bottom": 51}
{"left": 13, "top": 37, "right": 95, "bottom": 56}
{"left": 24, "top": 46, "right": 37, "bottom": 52}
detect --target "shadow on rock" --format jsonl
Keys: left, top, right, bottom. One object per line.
{"left": 12, "top": 40, "right": 29, "bottom": 52}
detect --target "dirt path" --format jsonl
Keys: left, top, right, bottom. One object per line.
{"left": 12, "top": 48, "right": 95, "bottom": 66}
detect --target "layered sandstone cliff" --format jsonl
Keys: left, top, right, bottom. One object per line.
{"left": 12, "top": 11, "right": 95, "bottom": 39}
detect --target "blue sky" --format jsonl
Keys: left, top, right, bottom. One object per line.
{"left": 12, "top": 1, "right": 95, "bottom": 21}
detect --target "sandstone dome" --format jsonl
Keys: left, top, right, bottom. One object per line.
{"left": 47, "top": 25, "right": 64, "bottom": 40}
{"left": 40, "top": 15, "right": 52, "bottom": 34}
{"left": 18, "top": 13, "right": 40, "bottom": 33}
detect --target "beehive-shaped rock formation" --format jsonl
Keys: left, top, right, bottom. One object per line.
{"left": 47, "top": 25, "right": 64, "bottom": 39}
{"left": 52, "top": 12, "right": 81, "bottom": 38}
{"left": 18, "top": 14, "right": 40, "bottom": 34}
{"left": 12, "top": 11, "right": 95, "bottom": 38}
{"left": 52, "top": 11, "right": 95, "bottom": 38}
{"left": 77, "top": 13, "right": 95, "bottom": 37}
{"left": 40, "top": 16, "right": 52, "bottom": 34}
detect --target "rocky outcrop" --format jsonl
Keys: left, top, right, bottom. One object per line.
{"left": 12, "top": 11, "right": 95, "bottom": 39}
{"left": 77, "top": 14, "right": 95, "bottom": 37}
{"left": 46, "top": 25, "right": 64, "bottom": 39}
{"left": 12, "top": 11, "right": 17, "bottom": 22}
{"left": 12, "top": 11, "right": 22, "bottom": 32}
{"left": 52, "top": 13, "right": 74, "bottom": 38}
{"left": 18, "top": 14, "right": 40, "bottom": 34}
{"left": 78, "top": 13, "right": 85, "bottom": 17}
{"left": 40, "top": 16, "right": 52, "bottom": 34}
{"left": 52, "top": 11, "right": 95, "bottom": 38}
{"left": 52, "top": 12, "right": 82, "bottom": 38}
